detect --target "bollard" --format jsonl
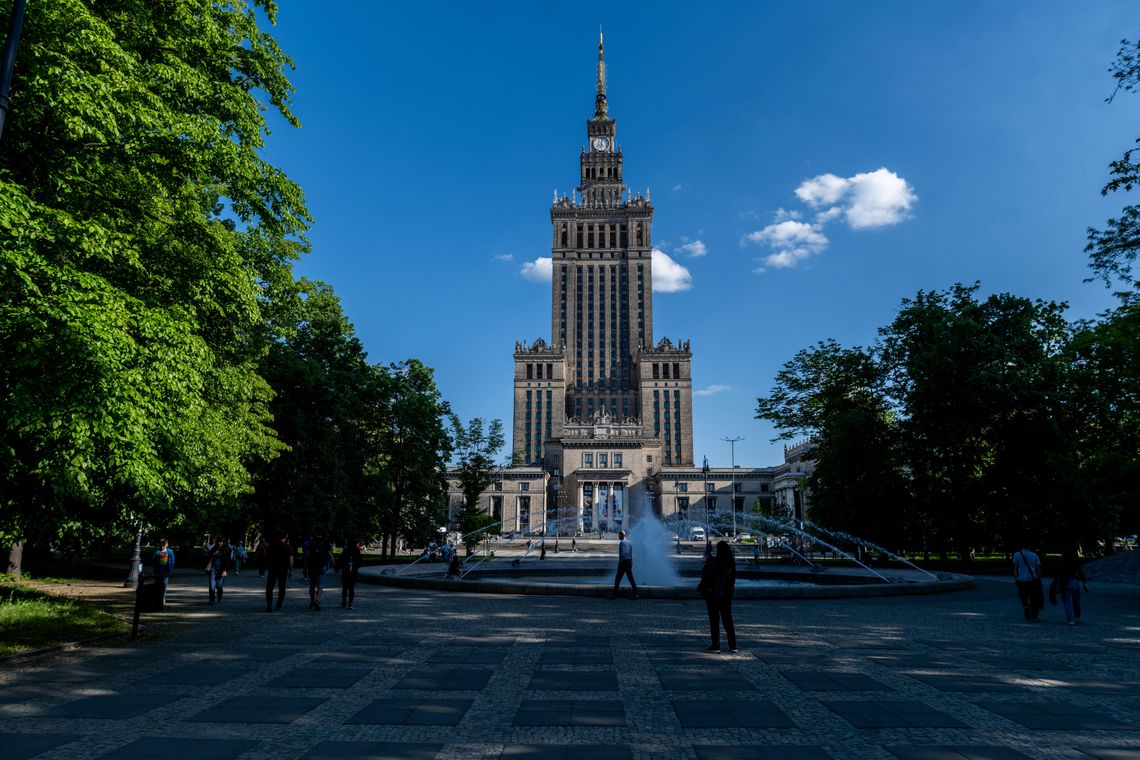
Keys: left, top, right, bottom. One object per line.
{"left": 131, "top": 574, "right": 146, "bottom": 640}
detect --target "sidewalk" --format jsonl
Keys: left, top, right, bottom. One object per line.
{"left": 1, "top": 569, "right": 1139, "bottom": 759}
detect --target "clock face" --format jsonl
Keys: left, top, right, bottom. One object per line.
{"left": 592, "top": 136, "right": 609, "bottom": 151}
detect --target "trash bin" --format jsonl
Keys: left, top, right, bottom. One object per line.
{"left": 136, "top": 576, "right": 165, "bottom": 612}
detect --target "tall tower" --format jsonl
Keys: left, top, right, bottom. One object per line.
{"left": 513, "top": 34, "right": 693, "bottom": 473}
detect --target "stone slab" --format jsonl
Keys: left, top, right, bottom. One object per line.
{"left": 393, "top": 668, "right": 493, "bottom": 691}
{"left": 825, "top": 699, "right": 969, "bottom": 729}
{"left": 299, "top": 741, "right": 443, "bottom": 760}
{"left": 186, "top": 696, "right": 326, "bottom": 724}
{"left": 514, "top": 699, "right": 625, "bottom": 726}
{"left": 94, "top": 737, "right": 259, "bottom": 759}
{"left": 528, "top": 671, "right": 619, "bottom": 691}
{"left": 346, "top": 698, "right": 473, "bottom": 726}
{"left": 673, "top": 699, "right": 794, "bottom": 729}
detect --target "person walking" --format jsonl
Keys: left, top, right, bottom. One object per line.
{"left": 697, "top": 540, "right": 738, "bottom": 652}
{"left": 610, "top": 530, "right": 638, "bottom": 599}
{"left": 338, "top": 539, "right": 362, "bottom": 609}
{"left": 204, "top": 536, "right": 231, "bottom": 605}
{"left": 1012, "top": 541, "right": 1043, "bottom": 621}
{"left": 305, "top": 534, "right": 335, "bottom": 611}
{"left": 265, "top": 531, "right": 293, "bottom": 612}
{"left": 151, "top": 538, "right": 176, "bottom": 605}
{"left": 1055, "top": 544, "right": 1089, "bottom": 625}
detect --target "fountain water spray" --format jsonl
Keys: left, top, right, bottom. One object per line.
{"left": 802, "top": 521, "right": 938, "bottom": 579}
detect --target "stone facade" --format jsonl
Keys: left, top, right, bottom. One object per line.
{"left": 447, "top": 36, "right": 812, "bottom": 536}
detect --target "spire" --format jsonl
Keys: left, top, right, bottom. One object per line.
{"left": 595, "top": 29, "right": 609, "bottom": 119}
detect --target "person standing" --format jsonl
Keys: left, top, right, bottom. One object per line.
{"left": 1055, "top": 544, "right": 1089, "bottom": 625}
{"left": 610, "top": 530, "right": 638, "bottom": 599}
{"left": 338, "top": 539, "right": 362, "bottom": 609}
{"left": 265, "top": 531, "right": 293, "bottom": 612}
{"left": 305, "top": 534, "right": 334, "bottom": 611}
{"left": 1012, "top": 542, "right": 1043, "bottom": 621}
{"left": 254, "top": 538, "right": 268, "bottom": 577}
{"left": 698, "top": 540, "right": 738, "bottom": 652}
{"left": 205, "top": 536, "right": 231, "bottom": 605}
{"left": 151, "top": 538, "right": 176, "bottom": 605}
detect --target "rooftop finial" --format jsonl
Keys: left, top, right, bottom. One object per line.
{"left": 595, "top": 29, "right": 609, "bottom": 119}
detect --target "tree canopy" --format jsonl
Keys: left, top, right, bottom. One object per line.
{"left": 1, "top": 0, "right": 308, "bottom": 550}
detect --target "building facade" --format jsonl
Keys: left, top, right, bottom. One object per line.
{"left": 448, "top": 36, "right": 811, "bottom": 536}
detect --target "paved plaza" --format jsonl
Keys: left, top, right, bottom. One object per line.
{"left": 1, "top": 568, "right": 1139, "bottom": 759}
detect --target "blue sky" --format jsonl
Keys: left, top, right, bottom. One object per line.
{"left": 263, "top": 2, "right": 1138, "bottom": 468}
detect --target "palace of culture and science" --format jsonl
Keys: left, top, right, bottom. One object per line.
{"left": 447, "top": 36, "right": 812, "bottom": 536}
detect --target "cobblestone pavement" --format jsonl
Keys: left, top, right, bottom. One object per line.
{"left": 2, "top": 569, "right": 1139, "bottom": 759}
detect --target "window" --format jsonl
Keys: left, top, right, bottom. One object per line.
{"left": 705, "top": 482, "right": 715, "bottom": 493}
{"left": 761, "top": 483, "right": 770, "bottom": 493}
{"left": 647, "top": 455, "right": 653, "bottom": 463}
{"left": 598, "top": 453, "right": 608, "bottom": 467}
{"left": 734, "top": 482, "right": 742, "bottom": 493}
{"left": 677, "top": 497, "right": 689, "bottom": 517}
{"left": 584, "top": 453, "right": 593, "bottom": 467}
{"left": 613, "top": 453, "right": 622, "bottom": 467}
{"left": 676, "top": 482, "right": 688, "bottom": 493}
{"left": 734, "top": 497, "right": 745, "bottom": 513}
{"left": 491, "top": 496, "right": 502, "bottom": 522}
{"left": 519, "top": 496, "right": 531, "bottom": 526}
{"left": 707, "top": 496, "right": 718, "bottom": 510}
{"left": 521, "top": 482, "right": 529, "bottom": 492}
{"left": 494, "top": 480, "right": 502, "bottom": 491}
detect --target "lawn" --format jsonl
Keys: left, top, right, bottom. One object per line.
{"left": 0, "top": 581, "right": 129, "bottom": 656}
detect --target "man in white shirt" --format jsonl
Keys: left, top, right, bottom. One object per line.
{"left": 1013, "top": 542, "right": 1042, "bottom": 621}
{"left": 610, "top": 530, "right": 639, "bottom": 600}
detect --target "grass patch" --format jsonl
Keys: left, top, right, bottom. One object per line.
{"left": 0, "top": 583, "right": 129, "bottom": 656}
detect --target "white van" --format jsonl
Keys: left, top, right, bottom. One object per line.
{"left": 688, "top": 527, "right": 706, "bottom": 542}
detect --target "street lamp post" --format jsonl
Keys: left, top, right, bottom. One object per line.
{"left": 722, "top": 435, "right": 744, "bottom": 538}
{"left": 124, "top": 522, "right": 143, "bottom": 589}
{"left": 701, "top": 456, "right": 710, "bottom": 534}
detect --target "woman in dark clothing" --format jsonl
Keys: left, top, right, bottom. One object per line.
{"left": 1055, "top": 545, "right": 1089, "bottom": 625}
{"left": 697, "top": 540, "right": 737, "bottom": 652}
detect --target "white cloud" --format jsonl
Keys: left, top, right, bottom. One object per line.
{"left": 493, "top": 253, "right": 514, "bottom": 263}
{"left": 843, "top": 168, "right": 917, "bottom": 229}
{"left": 520, "top": 257, "right": 552, "bottom": 282}
{"left": 651, "top": 249, "right": 692, "bottom": 293}
{"left": 794, "top": 168, "right": 916, "bottom": 229}
{"left": 795, "top": 173, "right": 849, "bottom": 208}
{"left": 677, "top": 240, "right": 708, "bottom": 258}
{"left": 672, "top": 183, "right": 683, "bottom": 191}
{"left": 746, "top": 167, "right": 916, "bottom": 272}
{"left": 744, "top": 220, "right": 828, "bottom": 270}
{"left": 694, "top": 384, "right": 731, "bottom": 397}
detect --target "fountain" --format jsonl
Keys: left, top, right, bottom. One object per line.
{"left": 365, "top": 498, "right": 972, "bottom": 599}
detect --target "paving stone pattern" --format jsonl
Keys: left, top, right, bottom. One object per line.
{"left": 1, "top": 573, "right": 1140, "bottom": 759}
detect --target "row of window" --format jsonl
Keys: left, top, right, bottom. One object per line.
{"left": 581, "top": 452, "right": 624, "bottom": 469}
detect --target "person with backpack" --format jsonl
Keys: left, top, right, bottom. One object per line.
{"left": 1012, "top": 541, "right": 1043, "bottom": 622}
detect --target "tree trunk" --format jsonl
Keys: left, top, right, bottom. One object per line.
{"left": 6, "top": 541, "right": 23, "bottom": 581}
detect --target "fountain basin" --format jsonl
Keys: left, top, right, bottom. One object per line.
{"left": 360, "top": 557, "right": 974, "bottom": 599}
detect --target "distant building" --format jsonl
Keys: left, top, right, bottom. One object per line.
{"left": 447, "top": 36, "right": 811, "bottom": 536}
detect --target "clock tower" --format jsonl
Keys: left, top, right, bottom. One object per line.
{"left": 514, "top": 32, "right": 694, "bottom": 478}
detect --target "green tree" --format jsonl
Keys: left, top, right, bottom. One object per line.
{"left": 451, "top": 418, "right": 505, "bottom": 551}
{"left": 1086, "top": 35, "right": 1140, "bottom": 288}
{"left": 1066, "top": 296, "right": 1140, "bottom": 542}
{"left": 0, "top": 1, "right": 308, "bottom": 573}
{"left": 370, "top": 360, "right": 453, "bottom": 557}
{"left": 244, "top": 280, "right": 372, "bottom": 540}
{"left": 880, "top": 284, "right": 1078, "bottom": 555}
{"left": 756, "top": 340, "right": 911, "bottom": 550}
